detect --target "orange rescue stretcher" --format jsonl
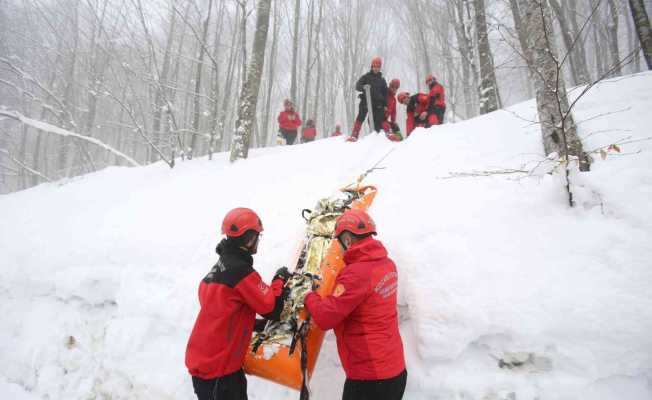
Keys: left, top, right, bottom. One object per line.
{"left": 243, "top": 185, "right": 378, "bottom": 394}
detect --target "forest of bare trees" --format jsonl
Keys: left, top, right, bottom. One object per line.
{"left": 1, "top": 0, "right": 650, "bottom": 193}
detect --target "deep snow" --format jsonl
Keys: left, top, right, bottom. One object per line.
{"left": 1, "top": 72, "right": 651, "bottom": 400}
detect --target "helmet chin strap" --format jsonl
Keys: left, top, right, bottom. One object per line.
{"left": 337, "top": 236, "right": 349, "bottom": 251}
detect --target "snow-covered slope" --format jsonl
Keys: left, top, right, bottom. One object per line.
{"left": 1, "top": 72, "right": 651, "bottom": 400}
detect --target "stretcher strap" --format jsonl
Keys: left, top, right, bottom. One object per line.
{"left": 299, "top": 318, "right": 311, "bottom": 400}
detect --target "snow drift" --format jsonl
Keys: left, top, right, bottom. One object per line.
{"left": 1, "top": 72, "right": 651, "bottom": 400}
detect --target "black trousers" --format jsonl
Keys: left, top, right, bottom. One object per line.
{"left": 279, "top": 129, "right": 298, "bottom": 145}
{"left": 192, "top": 369, "right": 248, "bottom": 400}
{"left": 355, "top": 100, "right": 385, "bottom": 133}
{"left": 342, "top": 369, "right": 407, "bottom": 400}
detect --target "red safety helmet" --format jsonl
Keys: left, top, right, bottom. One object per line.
{"left": 334, "top": 209, "right": 377, "bottom": 238}
{"left": 389, "top": 78, "right": 400, "bottom": 90}
{"left": 221, "top": 207, "right": 263, "bottom": 238}
{"left": 371, "top": 56, "right": 382, "bottom": 68}
{"left": 425, "top": 73, "right": 436, "bottom": 85}
{"left": 397, "top": 91, "right": 410, "bottom": 104}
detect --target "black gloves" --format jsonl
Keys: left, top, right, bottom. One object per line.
{"left": 254, "top": 318, "right": 267, "bottom": 333}
{"left": 273, "top": 266, "right": 292, "bottom": 283}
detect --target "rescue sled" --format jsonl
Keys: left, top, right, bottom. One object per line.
{"left": 243, "top": 185, "right": 378, "bottom": 394}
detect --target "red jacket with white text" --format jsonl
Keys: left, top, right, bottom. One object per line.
{"left": 304, "top": 237, "right": 405, "bottom": 380}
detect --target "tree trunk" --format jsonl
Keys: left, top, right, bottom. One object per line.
{"left": 152, "top": 3, "right": 177, "bottom": 163}
{"left": 301, "top": 0, "right": 316, "bottom": 121}
{"left": 188, "top": 0, "right": 213, "bottom": 160}
{"left": 517, "top": 0, "right": 590, "bottom": 172}
{"left": 549, "top": 0, "right": 582, "bottom": 84}
{"left": 261, "top": 0, "right": 279, "bottom": 147}
{"left": 607, "top": 0, "right": 623, "bottom": 76}
{"left": 230, "top": 0, "right": 271, "bottom": 162}
{"left": 628, "top": 0, "right": 652, "bottom": 69}
{"left": 290, "top": 0, "right": 301, "bottom": 103}
{"left": 474, "top": 0, "right": 499, "bottom": 114}
{"left": 565, "top": 0, "right": 592, "bottom": 83}
{"left": 450, "top": 0, "right": 476, "bottom": 118}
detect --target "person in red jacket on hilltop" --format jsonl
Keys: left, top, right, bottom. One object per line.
{"left": 304, "top": 209, "right": 407, "bottom": 400}
{"left": 185, "top": 208, "right": 291, "bottom": 400}
{"left": 397, "top": 91, "right": 429, "bottom": 137}
{"left": 425, "top": 73, "right": 446, "bottom": 125}
{"left": 277, "top": 99, "right": 302, "bottom": 145}
{"left": 383, "top": 78, "right": 403, "bottom": 142}
{"left": 348, "top": 56, "right": 388, "bottom": 142}
{"left": 301, "top": 118, "right": 317, "bottom": 143}
{"left": 331, "top": 124, "right": 343, "bottom": 137}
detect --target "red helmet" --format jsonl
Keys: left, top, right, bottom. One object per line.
{"left": 371, "top": 56, "right": 382, "bottom": 68}
{"left": 334, "top": 209, "right": 377, "bottom": 238}
{"left": 425, "top": 73, "right": 436, "bottom": 85}
{"left": 389, "top": 78, "right": 400, "bottom": 90}
{"left": 221, "top": 208, "right": 263, "bottom": 237}
{"left": 397, "top": 91, "right": 410, "bottom": 104}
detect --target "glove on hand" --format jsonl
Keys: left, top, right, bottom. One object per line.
{"left": 273, "top": 266, "right": 292, "bottom": 283}
{"left": 254, "top": 318, "right": 267, "bottom": 333}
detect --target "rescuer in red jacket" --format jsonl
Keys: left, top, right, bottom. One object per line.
{"left": 425, "top": 73, "right": 446, "bottom": 125}
{"left": 383, "top": 78, "right": 403, "bottom": 141}
{"left": 331, "top": 124, "right": 343, "bottom": 137}
{"left": 185, "top": 208, "right": 290, "bottom": 400}
{"left": 301, "top": 118, "right": 317, "bottom": 143}
{"left": 397, "top": 91, "right": 429, "bottom": 137}
{"left": 277, "top": 99, "right": 302, "bottom": 145}
{"left": 304, "top": 209, "right": 407, "bottom": 400}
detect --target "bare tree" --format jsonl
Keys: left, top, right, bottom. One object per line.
{"left": 474, "top": 0, "right": 500, "bottom": 114}
{"left": 187, "top": 0, "right": 214, "bottom": 160}
{"left": 628, "top": 0, "right": 652, "bottom": 69}
{"left": 516, "top": 0, "right": 591, "bottom": 193}
{"left": 230, "top": 0, "right": 272, "bottom": 162}
{"left": 606, "top": 0, "right": 623, "bottom": 76}
{"left": 290, "top": 0, "right": 301, "bottom": 103}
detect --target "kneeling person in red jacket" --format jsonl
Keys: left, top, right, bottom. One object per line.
{"left": 185, "top": 208, "right": 290, "bottom": 400}
{"left": 301, "top": 118, "right": 317, "bottom": 143}
{"left": 304, "top": 209, "right": 407, "bottom": 400}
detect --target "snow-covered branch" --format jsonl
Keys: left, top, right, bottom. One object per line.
{"left": 0, "top": 110, "right": 140, "bottom": 167}
{"left": 0, "top": 149, "right": 53, "bottom": 182}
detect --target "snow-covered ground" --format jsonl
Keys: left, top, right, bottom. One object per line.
{"left": 1, "top": 72, "right": 651, "bottom": 400}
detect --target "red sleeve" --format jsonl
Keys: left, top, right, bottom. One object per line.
{"left": 293, "top": 113, "right": 302, "bottom": 130}
{"left": 436, "top": 85, "right": 446, "bottom": 107}
{"left": 278, "top": 112, "right": 287, "bottom": 127}
{"left": 390, "top": 99, "right": 397, "bottom": 123}
{"left": 406, "top": 114, "right": 415, "bottom": 136}
{"left": 235, "top": 271, "right": 277, "bottom": 315}
{"left": 304, "top": 268, "right": 369, "bottom": 330}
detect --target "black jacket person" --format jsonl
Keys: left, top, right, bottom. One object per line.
{"left": 348, "top": 56, "right": 388, "bottom": 141}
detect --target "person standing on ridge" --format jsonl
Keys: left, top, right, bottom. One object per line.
{"left": 331, "top": 124, "right": 343, "bottom": 137}
{"left": 277, "top": 99, "right": 302, "bottom": 145}
{"left": 425, "top": 73, "right": 446, "bottom": 125}
{"left": 301, "top": 119, "right": 317, "bottom": 143}
{"left": 304, "top": 209, "right": 407, "bottom": 400}
{"left": 348, "top": 56, "right": 388, "bottom": 142}
{"left": 185, "top": 208, "right": 291, "bottom": 400}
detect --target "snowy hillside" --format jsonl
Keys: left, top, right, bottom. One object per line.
{"left": 1, "top": 72, "right": 651, "bottom": 400}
